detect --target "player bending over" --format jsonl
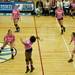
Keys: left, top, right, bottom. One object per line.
{"left": 0, "top": 29, "right": 15, "bottom": 59}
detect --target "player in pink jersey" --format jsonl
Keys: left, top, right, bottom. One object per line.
{"left": 55, "top": 7, "right": 66, "bottom": 34}
{"left": 21, "top": 36, "right": 38, "bottom": 73}
{"left": 12, "top": 5, "right": 20, "bottom": 32}
{"left": 0, "top": 29, "right": 15, "bottom": 59}
{"left": 68, "top": 32, "right": 75, "bottom": 63}
{"left": 70, "top": 1, "right": 75, "bottom": 18}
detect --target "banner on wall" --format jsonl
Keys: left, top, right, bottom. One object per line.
{"left": 0, "top": 2, "right": 34, "bottom": 12}
{"left": 15, "top": 2, "right": 34, "bottom": 11}
{"left": 0, "top": 2, "right": 13, "bottom": 12}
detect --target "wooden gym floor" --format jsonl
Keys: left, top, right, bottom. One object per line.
{"left": 0, "top": 16, "right": 75, "bottom": 75}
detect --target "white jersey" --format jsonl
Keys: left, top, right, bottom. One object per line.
{"left": 57, "top": 1, "right": 63, "bottom": 8}
{"left": 45, "top": 2, "right": 50, "bottom": 9}
{"left": 63, "top": 1, "right": 70, "bottom": 8}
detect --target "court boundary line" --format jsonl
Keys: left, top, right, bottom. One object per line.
{"left": 0, "top": 26, "right": 75, "bottom": 28}
{"left": 55, "top": 18, "right": 75, "bottom": 68}
{"left": 33, "top": 16, "right": 44, "bottom": 75}
{"left": 0, "top": 42, "right": 17, "bottom": 63}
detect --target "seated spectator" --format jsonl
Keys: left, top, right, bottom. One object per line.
{"left": 70, "top": 0, "right": 75, "bottom": 17}
{"left": 36, "top": 0, "right": 43, "bottom": 8}
{"left": 44, "top": 0, "right": 50, "bottom": 16}
{"left": 35, "top": 0, "right": 43, "bottom": 16}
{"left": 35, "top": 0, "right": 44, "bottom": 15}
{"left": 35, "top": 6, "right": 42, "bottom": 16}
{"left": 63, "top": 0, "right": 70, "bottom": 15}
{"left": 56, "top": 0, "right": 63, "bottom": 8}
{"left": 50, "top": 0, "right": 57, "bottom": 16}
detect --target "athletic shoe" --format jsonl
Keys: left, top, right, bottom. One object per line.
{"left": 25, "top": 66, "right": 30, "bottom": 73}
{"left": 68, "top": 59, "right": 73, "bottom": 63}
{"left": 30, "top": 66, "right": 35, "bottom": 72}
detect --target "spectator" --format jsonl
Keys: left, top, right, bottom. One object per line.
{"left": 50, "top": 0, "right": 57, "bottom": 16}
{"left": 35, "top": 6, "right": 42, "bottom": 16}
{"left": 44, "top": 0, "right": 50, "bottom": 16}
{"left": 36, "top": 0, "right": 44, "bottom": 15}
{"left": 63, "top": 0, "right": 70, "bottom": 15}
{"left": 56, "top": 0, "right": 63, "bottom": 8}
{"left": 70, "top": 0, "right": 75, "bottom": 17}
{"left": 36, "top": 0, "right": 43, "bottom": 8}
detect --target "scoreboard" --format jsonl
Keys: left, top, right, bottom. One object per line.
{"left": 0, "top": 2, "right": 34, "bottom": 12}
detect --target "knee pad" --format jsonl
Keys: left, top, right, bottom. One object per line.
{"left": 15, "top": 24, "right": 18, "bottom": 27}
{"left": 29, "top": 58, "right": 32, "bottom": 61}
{"left": 61, "top": 25, "right": 63, "bottom": 28}
{"left": 26, "top": 59, "right": 29, "bottom": 62}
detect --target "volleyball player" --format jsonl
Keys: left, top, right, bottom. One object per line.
{"left": 12, "top": 5, "right": 20, "bottom": 32}
{"left": 68, "top": 32, "right": 75, "bottom": 63}
{"left": 0, "top": 29, "right": 15, "bottom": 59}
{"left": 21, "top": 36, "right": 38, "bottom": 73}
{"left": 55, "top": 7, "right": 65, "bottom": 34}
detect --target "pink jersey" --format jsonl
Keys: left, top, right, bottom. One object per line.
{"left": 24, "top": 40, "right": 32, "bottom": 50}
{"left": 4, "top": 35, "right": 15, "bottom": 43}
{"left": 55, "top": 8, "right": 64, "bottom": 19}
{"left": 12, "top": 9, "right": 20, "bottom": 19}
{"left": 71, "top": 3, "right": 75, "bottom": 9}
